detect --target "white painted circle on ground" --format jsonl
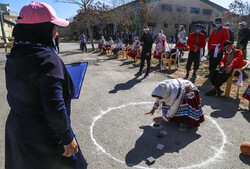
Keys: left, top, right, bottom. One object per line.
{"left": 90, "top": 102, "right": 227, "bottom": 169}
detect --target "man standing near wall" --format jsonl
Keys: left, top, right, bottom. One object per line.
{"left": 238, "top": 21, "right": 250, "bottom": 60}
{"left": 135, "top": 26, "right": 154, "bottom": 78}
{"left": 207, "top": 18, "right": 229, "bottom": 78}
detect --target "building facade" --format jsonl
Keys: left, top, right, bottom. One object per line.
{"left": 147, "top": 0, "right": 227, "bottom": 38}
{"left": 0, "top": 3, "right": 17, "bottom": 38}
{"left": 102, "top": 0, "right": 227, "bottom": 40}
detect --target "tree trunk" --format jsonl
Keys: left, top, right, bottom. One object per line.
{"left": 84, "top": 4, "right": 95, "bottom": 51}
{"left": 87, "top": 25, "right": 95, "bottom": 51}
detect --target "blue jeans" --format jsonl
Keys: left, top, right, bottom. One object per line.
{"left": 81, "top": 42, "right": 87, "bottom": 52}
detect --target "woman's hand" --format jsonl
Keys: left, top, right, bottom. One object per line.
{"left": 144, "top": 109, "right": 155, "bottom": 116}
{"left": 63, "top": 138, "right": 78, "bottom": 157}
{"left": 153, "top": 117, "right": 163, "bottom": 123}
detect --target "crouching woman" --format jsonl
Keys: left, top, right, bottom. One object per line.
{"left": 145, "top": 79, "right": 204, "bottom": 131}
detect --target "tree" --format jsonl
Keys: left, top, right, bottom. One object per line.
{"left": 224, "top": 0, "right": 250, "bottom": 33}
{"left": 108, "top": 0, "right": 137, "bottom": 40}
{"left": 136, "top": 0, "right": 151, "bottom": 35}
{"left": 55, "top": 0, "right": 97, "bottom": 51}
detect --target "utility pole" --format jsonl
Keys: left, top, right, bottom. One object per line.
{"left": 0, "top": 6, "right": 7, "bottom": 43}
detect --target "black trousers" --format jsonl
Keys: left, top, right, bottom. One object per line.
{"left": 186, "top": 50, "right": 200, "bottom": 71}
{"left": 208, "top": 49, "right": 223, "bottom": 73}
{"left": 139, "top": 52, "right": 151, "bottom": 75}
{"left": 55, "top": 43, "right": 59, "bottom": 53}
{"left": 242, "top": 45, "right": 247, "bottom": 60}
{"left": 209, "top": 68, "right": 233, "bottom": 88}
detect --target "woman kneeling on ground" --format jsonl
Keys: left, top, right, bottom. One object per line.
{"left": 145, "top": 79, "right": 205, "bottom": 131}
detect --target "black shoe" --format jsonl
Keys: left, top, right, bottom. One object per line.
{"left": 144, "top": 73, "right": 149, "bottom": 78}
{"left": 205, "top": 90, "right": 216, "bottom": 96}
{"left": 216, "top": 89, "right": 224, "bottom": 96}
{"left": 135, "top": 72, "right": 142, "bottom": 76}
{"left": 184, "top": 73, "right": 189, "bottom": 79}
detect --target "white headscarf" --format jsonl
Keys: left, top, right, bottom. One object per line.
{"left": 152, "top": 81, "right": 171, "bottom": 99}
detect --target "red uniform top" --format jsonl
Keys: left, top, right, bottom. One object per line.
{"left": 208, "top": 26, "right": 229, "bottom": 51}
{"left": 187, "top": 32, "right": 206, "bottom": 52}
{"left": 220, "top": 49, "right": 244, "bottom": 69}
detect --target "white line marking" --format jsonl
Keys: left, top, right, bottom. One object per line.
{"left": 90, "top": 102, "right": 227, "bottom": 169}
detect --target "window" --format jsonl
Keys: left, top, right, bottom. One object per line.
{"left": 164, "top": 23, "right": 168, "bottom": 28}
{"left": 148, "top": 23, "right": 156, "bottom": 27}
{"left": 190, "top": 7, "right": 200, "bottom": 14}
{"left": 177, "top": 6, "right": 187, "bottom": 13}
{"left": 161, "top": 4, "right": 173, "bottom": 12}
{"left": 203, "top": 9, "right": 212, "bottom": 16}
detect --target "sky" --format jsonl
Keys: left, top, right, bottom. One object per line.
{"left": 1, "top": 0, "right": 243, "bottom": 19}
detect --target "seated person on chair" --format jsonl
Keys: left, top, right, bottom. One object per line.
{"left": 127, "top": 37, "right": 141, "bottom": 61}
{"left": 112, "top": 39, "right": 123, "bottom": 58}
{"left": 102, "top": 37, "right": 113, "bottom": 53}
{"left": 205, "top": 40, "right": 244, "bottom": 96}
{"left": 98, "top": 36, "right": 105, "bottom": 52}
{"left": 153, "top": 29, "right": 167, "bottom": 65}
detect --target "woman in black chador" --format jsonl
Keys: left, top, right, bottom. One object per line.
{"left": 5, "top": 2, "right": 87, "bottom": 169}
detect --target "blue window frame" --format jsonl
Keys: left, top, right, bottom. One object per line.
{"left": 203, "top": 9, "right": 212, "bottom": 16}
{"left": 190, "top": 7, "right": 200, "bottom": 14}
{"left": 177, "top": 6, "right": 187, "bottom": 13}
{"left": 161, "top": 4, "right": 173, "bottom": 12}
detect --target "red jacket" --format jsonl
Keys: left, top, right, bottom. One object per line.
{"left": 220, "top": 49, "right": 244, "bottom": 69}
{"left": 208, "top": 26, "right": 229, "bottom": 51}
{"left": 187, "top": 32, "right": 206, "bottom": 52}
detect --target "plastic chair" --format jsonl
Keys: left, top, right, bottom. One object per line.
{"left": 4, "top": 43, "right": 12, "bottom": 53}
{"left": 225, "top": 60, "right": 249, "bottom": 97}
{"left": 161, "top": 51, "right": 177, "bottom": 70}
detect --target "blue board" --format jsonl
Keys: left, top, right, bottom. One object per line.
{"left": 65, "top": 62, "right": 88, "bottom": 99}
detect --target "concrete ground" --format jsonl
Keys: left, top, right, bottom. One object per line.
{"left": 0, "top": 43, "right": 250, "bottom": 169}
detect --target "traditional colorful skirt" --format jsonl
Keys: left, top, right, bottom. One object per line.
{"left": 170, "top": 91, "right": 204, "bottom": 127}
{"left": 102, "top": 45, "right": 111, "bottom": 51}
{"left": 127, "top": 49, "right": 138, "bottom": 57}
{"left": 176, "top": 41, "right": 189, "bottom": 51}
{"left": 153, "top": 51, "right": 165, "bottom": 59}
{"left": 98, "top": 43, "right": 103, "bottom": 49}
{"left": 243, "top": 85, "right": 250, "bottom": 101}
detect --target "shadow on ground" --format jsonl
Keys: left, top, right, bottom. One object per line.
{"left": 198, "top": 79, "right": 241, "bottom": 118}
{"left": 109, "top": 77, "right": 144, "bottom": 94}
{"left": 59, "top": 51, "right": 83, "bottom": 56}
{"left": 240, "top": 107, "right": 250, "bottom": 122}
{"left": 239, "top": 153, "right": 250, "bottom": 166}
{"left": 125, "top": 122, "right": 200, "bottom": 167}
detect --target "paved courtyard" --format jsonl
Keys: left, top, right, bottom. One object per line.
{"left": 0, "top": 43, "right": 250, "bottom": 169}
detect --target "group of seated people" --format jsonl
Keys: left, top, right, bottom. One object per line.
{"left": 97, "top": 29, "right": 172, "bottom": 62}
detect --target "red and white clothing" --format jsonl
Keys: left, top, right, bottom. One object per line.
{"left": 153, "top": 34, "right": 167, "bottom": 59}
{"left": 127, "top": 41, "right": 141, "bottom": 57}
{"left": 176, "top": 31, "right": 189, "bottom": 51}
{"left": 208, "top": 26, "right": 229, "bottom": 56}
{"left": 98, "top": 39, "right": 105, "bottom": 49}
{"left": 219, "top": 49, "right": 244, "bottom": 69}
{"left": 152, "top": 79, "right": 204, "bottom": 127}
{"left": 102, "top": 40, "right": 113, "bottom": 51}
{"left": 187, "top": 32, "right": 206, "bottom": 53}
